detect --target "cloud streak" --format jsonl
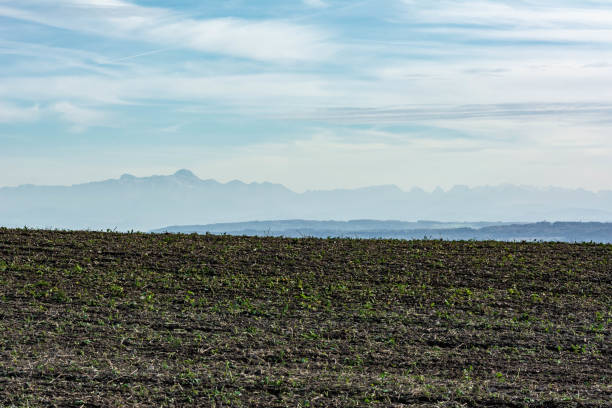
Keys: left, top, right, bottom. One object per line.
{"left": 305, "top": 103, "right": 612, "bottom": 124}
{"left": 400, "top": 0, "right": 612, "bottom": 44}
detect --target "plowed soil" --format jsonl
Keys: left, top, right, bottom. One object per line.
{"left": 0, "top": 228, "right": 610, "bottom": 407}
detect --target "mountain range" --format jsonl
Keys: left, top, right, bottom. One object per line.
{"left": 1, "top": 169, "right": 612, "bottom": 231}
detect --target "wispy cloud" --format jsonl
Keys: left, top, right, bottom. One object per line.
{"left": 303, "top": 0, "right": 329, "bottom": 9}
{"left": 109, "top": 47, "right": 171, "bottom": 63}
{"left": 0, "top": 0, "right": 333, "bottom": 62}
{"left": 0, "top": 39, "right": 122, "bottom": 77}
{"left": 305, "top": 103, "right": 612, "bottom": 124}
{"left": 399, "top": 0, "right": 612, "bottom": 44}
{"left": 0, "top": 102, "right": 40, "bottom": 123}
{"left": 50, "top": 102, "right": 109, "bottom": 132}
{"left": 404, "top": 0, "right": 612, "bottom": 27}
{"left": 1, "top": 99, "right": 107, "bottom": 131}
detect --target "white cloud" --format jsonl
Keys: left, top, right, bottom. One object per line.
{"left": 401, "top": 0, "right": 612, "bottom": 28}
{"left": 303, "top": 0, "right": 329, "bottom": 8}
{"left": 50, "top": 102, "right": 108, "bottom": 131}
{"left": 0, "top": 102, "right": 40, "bottom": 123}
{"left": 0, "top": 0, "right": 333, "bottom": 62}
{"left": 397, "top": 0, "right": 612, "bottom": 46}
{"left": 2, "top": 57, "right": 612, "bottom": 122}
{"left": 0, "top": 100, "right": 109, "bottom": 131}
{"left": 422, "top": 26, "right": 612, "bottom": 44}
{"left": 0, "top": 39, "right": 121, "bottom": 77}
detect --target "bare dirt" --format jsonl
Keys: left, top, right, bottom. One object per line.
{"left": 0, "top": 228, "right": 610, "bottom": 407}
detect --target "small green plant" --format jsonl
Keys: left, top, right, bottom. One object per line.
{"left": 463, "top": 365, "right": 474, "bottom": 381}
{"left": 570, "top": 344, "right": 586, "bottom": 354}
{"left": 184, "top": 290, "right": 196, "bottom": 305}
{"left": 109, "top": 284, "right": 124, "bottom": 297}
{"left": 507, "top": 285, "right": 520, "bottom": 297}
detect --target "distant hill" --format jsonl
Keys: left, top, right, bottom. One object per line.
{"left": 152, "top": 220, "right": 612, "bottom": 243}
{"left": 2, "top": 170, "right": 612, "bottom": 231}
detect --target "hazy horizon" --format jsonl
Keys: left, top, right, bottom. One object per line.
{"left": 1, "top": 169, "right": 611, "bottom": 195}
{"left": 2, "top": 1, "right": 612, "bottom": 192}
{"left": 2, "top": 169, "right": 612, "bottom": 231}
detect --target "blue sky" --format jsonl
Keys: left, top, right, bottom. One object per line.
{"left": 1, "top": 0, "right": 612, "bottom": 191}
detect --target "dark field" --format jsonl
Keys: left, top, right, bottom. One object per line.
{"left": 0, "top": 229, "right": 610, "bottom": 407}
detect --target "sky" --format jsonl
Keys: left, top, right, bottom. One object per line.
{"left": 1, "top": 0, "right": 612, "bottom": 192}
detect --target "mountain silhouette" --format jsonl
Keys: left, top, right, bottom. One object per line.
{"left": 1, "top": 170, "right": 611, "bottom": 231}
